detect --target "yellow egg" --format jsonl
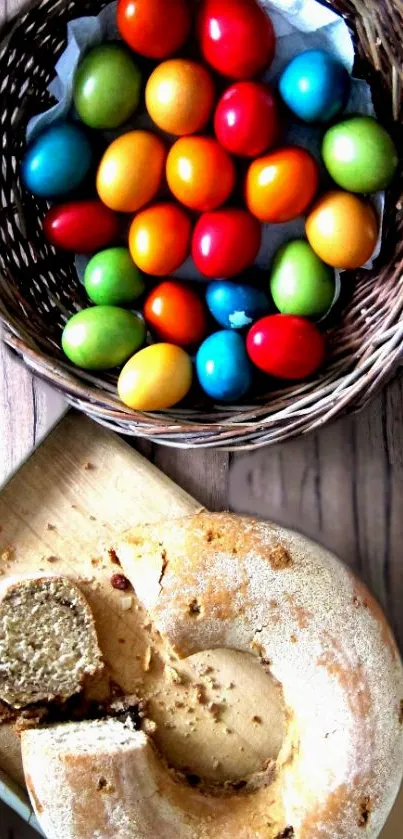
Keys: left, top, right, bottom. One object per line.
{"left": 118, "top": 343, "right": 193, "bottom": 410}
{"left": 305, "top": 191, "right": 379, "bottom": 269}
{"left": 96, "top": 130, "right": 167, "bottom": 213}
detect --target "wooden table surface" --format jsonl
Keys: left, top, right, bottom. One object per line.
{"left": 1, "top": 1, "right": 403, "bottom": 836}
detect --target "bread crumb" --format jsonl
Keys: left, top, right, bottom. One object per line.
{"left": 46, "top": 556, "right": 59, "bottom": 564}
{"left": 108, "top": 548, "right": 121, "bottom": 566}
{"left": 143, "top": 647, "right": 152, "bottom": 672}
{"left": 166, "top": 666, "right": 184, "bottom": 685}
{"left": 208, "top": 702, "right": 222, "bottom": 721}
{"left": 46, "top": 523, "right": 56, "bottom": 531}
{"left": 1, "top": 546, "right": 15, "bottom": 563}
{"left": 358, "top": 795, "right": 372, "bottom": 827}
{"left": 89, "top": 515, "right": 97, "bottom": 522}
{"left": 252, "top": 715, "right": 262, "bottom": 724}
{"left": 91, "top": 558, "right": 99, "bottom": 567}
{"left": 142, "top": 718, "right": 157, "bottom": 736}
{"left": 121, "top": 595, "right": 133, "bottom": 611}
{"left": 84, "top": 462, "right": 96, "bottom": 471}
{"left": 269, "top": 544, "right": 292, "bottom": 570}
{"left": 195, "top": 684, "right": 207, "bottom": 704}
{"left": 96, "top": 777, "right": 115, "bottom": 793}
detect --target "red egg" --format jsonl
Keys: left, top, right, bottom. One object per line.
{"left": 43, "top": 201, "right": 120, "bottom": 252}
{"left": 214, "top": 82, "right": 280, "bottom": 157}
{"left": 144, "top": 281, "right": 207, "bottom": 346}
{"left": 197, "top": 0, "right": 275, "bottom": 80}
{"left": 192, "top": 209, "right": 261, "bottom": 279}
{"left": 247, "top": 315, "right": 326, "bottom": 380}
{"left": 117, "top": 0, "right": 191, "bottom": 59}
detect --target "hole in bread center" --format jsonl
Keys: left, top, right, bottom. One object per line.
{"left": 146, "top": 648, "right": 285, "bottom": 784}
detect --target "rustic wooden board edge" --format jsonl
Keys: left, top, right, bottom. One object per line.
{"left": 0, "top": 410, "right": 203, "bottom": 833}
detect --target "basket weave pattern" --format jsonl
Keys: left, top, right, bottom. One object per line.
{"left": 0, "top": 0, "right": 402, "bottom": 449}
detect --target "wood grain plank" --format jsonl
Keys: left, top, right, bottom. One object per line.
{"left": 0, "top": 332, "right": 65, "bottom": 489}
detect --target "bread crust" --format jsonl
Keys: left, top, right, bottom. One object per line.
{"left": 22, "top": 515, "right": 403, "bottom": 838}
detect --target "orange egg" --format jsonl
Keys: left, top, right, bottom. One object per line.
{"left": 129, "top": 202, "right": 192, "bottom": 275}
{"left": 146, "top": 59, "right": 215, "bottom": 136}
{"left": 306, "top": 191, "right": 379, "bottom": 269}
{"left": 245, "top": 147, "right": 319, "bottom": 223}
{"left": 166, "top": 136, "right": 236, "bottom": 212}
{"left": 96, "top": 131, "right": 166, "bottom": 213}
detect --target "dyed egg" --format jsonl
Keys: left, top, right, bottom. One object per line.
{"left": 270, "top": 240, "right": 335, "bottom": 318}
{"left": 214, "top": 81, "right": 280, "bottom": 158}
{"left": 73, "top": 44, "right": 142, "bottom": 130}
{"left": 206, "top": 280, "right": 270, "bottom": 329}
{"left": 196, "top": 331, "right": 252, "bottom": 401}
{"left": 144, "top": 281, "right": 207, "bottom": 346}
{"left": 279, "top": 49, "right": 350, "bottom": 123}
{"left": 197, "top": 0, "right": 275, "bottom": 80}
{"left": 245, "top": 147, "right": 319, "bottom": 223}
{"left": 97, "top": 131, "right": 167, "bottom": 213}
{"left": 247, "top": 315, "right": 326, "bottom": 380}
{"left": 166, "top": 137, "right": 235, "bottom": 212}
{"left": 306, "top": 191, "right": 379, "bottom": 269}
{"left": 21, "top": 123, "right": 92, "bottom": 199}
{"left": 118, "top": 344, "right": 193, "bottom": 410}
{"left": 322, "top": 116, "right": 398, "bottom": 193}
{"left": 84, "top": 248, "right": 145, "bottom": 306}
{"left": 146, "top": 59, "right": 215, "bottom": 136}
{"left": 129, "top": 203, "right": 191, "bottom": 276}
{"left": 117, "top": 0, "right": 191, "bottom": 60}
{"left": 192, "top": 209, "right": 261, "bottom": 279}
{"left": 62, "top": 306, "right": 145, "bottom": 370}
{"left": 43, "top": 201, "right": 119, "bottom": 252}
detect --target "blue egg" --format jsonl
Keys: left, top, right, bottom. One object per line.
{"left": 279, "top": 50, "right": 351, "bottom": 123}
{"left": 196, "top": 331, "right": 252, "bottom": 402}
{"left": 22, "top": 122, "right": 93, "bottom": 198}
{"left": 206, "top": 281, "right": 270, "bottom": 330}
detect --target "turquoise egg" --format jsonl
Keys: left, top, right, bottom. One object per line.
{"left": 206, "top": 281, "right": 270, "bottom": 329}
{"left": 196, "top": 331, "right": 252, "bottom": 402}
{"left": 279, "top": 49, "right": 350, "bottom": 123}
{"left": 22, "top": 122, "right": 93, "bottom": 198}
{"left": 62, "top": 306, "right": 145, "bottom": 370}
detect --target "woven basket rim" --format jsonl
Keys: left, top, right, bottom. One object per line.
{"left": 0, "top": 0, "right": 402, "bottom": 449}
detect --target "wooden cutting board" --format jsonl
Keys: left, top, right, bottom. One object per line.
{"left": 0, "top": 411, "right": 401, "bottom": 838}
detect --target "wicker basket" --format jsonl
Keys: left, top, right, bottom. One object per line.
{"left": 0, "top": 0, "right": 402, "bottom": 450}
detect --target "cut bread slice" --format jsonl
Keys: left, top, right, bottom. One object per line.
{"left": 21, "top": 719, "right": 194, "bottom": 839}
{"left": 0, "top": 576, "right": 103, "bottom": 708}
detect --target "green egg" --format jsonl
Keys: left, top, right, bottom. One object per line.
{"left": 270, "top": 240, "right": 335, "bottom": 318}
{"left": 62, "top": 306, "right": 145, "bottom": 370}
{"left": 322, "top": 116, "right": 398, "bottom": 193}
{"left": 84, "top": 248, "right": 145, "bottom": 306}
{"left": 73, "top": 44, "right": 142, "bottom": 130}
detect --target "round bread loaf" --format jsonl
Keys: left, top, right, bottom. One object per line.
{"left": 22, "top": 515, "right": 403, "bottom": 838}
{"left": 0, "top": 575, "right": 103, "bottom": 708}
